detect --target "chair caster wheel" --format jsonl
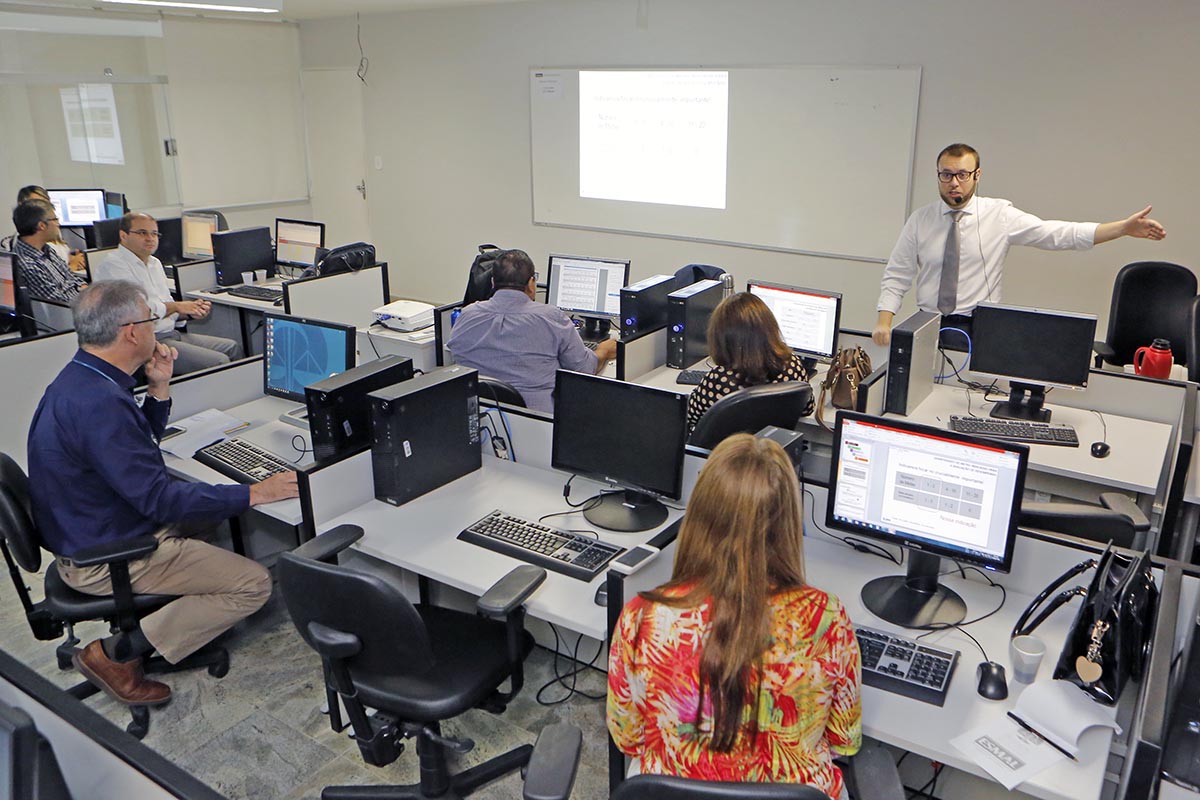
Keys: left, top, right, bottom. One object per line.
{"left": 209, "top": 656, "right": 229, "bottom": 678}
{"left": 127, "top": 706, "right": 150, "bottom": 739}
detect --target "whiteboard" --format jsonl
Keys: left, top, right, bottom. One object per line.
{"left": 530, "top": 66, "right": 921, "bottom": 263}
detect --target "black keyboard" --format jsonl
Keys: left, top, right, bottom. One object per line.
{"left": 675, "top": 369, "right": 709, "bottom": 385}
{"left": 226, "top": 285, "right": 282, "bottom": 302}
{"left": 948, "top": 415, "right": 1079, "bottom": 447}
{"left": 458, "top": 510, "right": 625, "bottom": 581}
{"left": 856, "top": 625, "right": 959, "bottom": 706}
{"left": 193, "top": 438, "right": 292, "bottom": 484}
{"left": 583, "top": 340, "right": 602, "bottom": 351}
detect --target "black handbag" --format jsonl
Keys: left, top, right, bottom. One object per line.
{"left": 1011, "top": 545, "right": 1157, "bottom": 705}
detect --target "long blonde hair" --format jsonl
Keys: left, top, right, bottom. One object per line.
{"left": 641, "top": 433, "right": 806, "bottom": 750}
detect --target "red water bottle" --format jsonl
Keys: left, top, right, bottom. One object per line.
{"left": 1133, "top": 338, "right": 1173, "bottom": 379}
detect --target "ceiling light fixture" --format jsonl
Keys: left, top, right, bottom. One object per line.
{"left": 102, "top": 0, "right": 282, "bottom": 13}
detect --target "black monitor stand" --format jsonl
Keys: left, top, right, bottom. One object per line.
{"left": 583, "top": 489, "right": 668, "bottom": 533}
{"left": 989, "top": 381, "right": 1051, "bottom": 422}
{"left": 580, "top": 317, "right": 611, "bottom": 342}
{"left": 860, "top": 551, "right": 966, "bottom": 628}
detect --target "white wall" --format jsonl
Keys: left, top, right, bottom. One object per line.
{"left": 299, "top": 0, "right": 1199, "bottom": 331}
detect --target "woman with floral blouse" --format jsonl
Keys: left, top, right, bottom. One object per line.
{"left": 607, "top": 434, "right": 861, "bottom": 800}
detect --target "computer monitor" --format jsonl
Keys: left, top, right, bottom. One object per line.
{"left": 181, "top": 211, "right": 219, "bottom": 260}
{"left": 0, "top": 252, "right": 16, "bottom": 316}
{"left": 211, "top": 227, "right": 274, "bottom": 286}
{"left": 275, "top": 218, "right": 326, "bottom": 269}
{"left": 46, "top": 189, "right": 104, "bottom": 226}
{"left": 262, "top": 314, "right": 357, "bottom": 403}
{"left": 969, "top": 303, "right": 1098, "bottom": 422}
{"left": 551, "top": 370, "right": 688, "bottom": 532}
{"left": 91, "top": 217, "right": 122, "bottom": 249}
{"left": 747, "top": 279, "right": 842, "bottom": 363}
{"left": 826, "top": 411, "right": 1029, "bottom": 628}
{"left": 155, "top": 216, "right": 183, "bottom": 265}
{"left": 103, "top": 190, "right": 126, "bottom": 220}
{"left": 546, "top": 253, "right": 630, "bottom": 339}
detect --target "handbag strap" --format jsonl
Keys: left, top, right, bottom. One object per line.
{"left": 1015, "top": 586, "right": 1090, "bottom": 637}
{"left": 1010, "top": 556, "right": 1099, "bottom": 638}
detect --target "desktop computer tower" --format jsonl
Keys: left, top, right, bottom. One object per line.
{"left": 212, "top": 226, "right": 274, "bottom": 286}
{"left": 369, "top": 365, "right": 482, "bottom": 507}
{"left": 620, "top": 274, "right": 675, "bottom": 336}
{"left": 666, "top": 279, "right": 723, "bottom": 368}
{"left": 306, "top": 355, "right": 414, "bottom": 463}
{"left": 884, "top": 310, "right": 940, "bottom": 416}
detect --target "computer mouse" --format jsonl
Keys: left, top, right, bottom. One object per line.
{"left": 1090, "top": 441, "right": 1111, "bottom": 458}
{"left": 593, "top": 583, "right": 608, "bottom": 607}
{"left": 976, "top": 661, "right": 1009, "bottom": 700}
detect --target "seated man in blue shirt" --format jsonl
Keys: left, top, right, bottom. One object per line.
{"left": 27, "top": 280, "right": 298, "bottom": 706}
{"left": 447, "top": 249, "right": 616, "bottom": 412}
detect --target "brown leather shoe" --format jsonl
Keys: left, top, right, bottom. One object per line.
{"left": 72, "top": 640, "right": 171, "bottom": 706}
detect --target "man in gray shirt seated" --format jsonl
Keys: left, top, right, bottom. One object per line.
{"left": 447, "top": 249, "right": 616, "bottom": 412}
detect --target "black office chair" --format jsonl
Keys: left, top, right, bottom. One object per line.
{"left": 610, "top": 740, "right": 903, "bottom": 800}
{"left": 1094, "top": 261, "right": 1196, "bottom": 369}
{"left": 674, "top": 263, "right": 727, "bottom": 288}
{"left": 1019, "top": 491, "right": 1150, "bottom": 550}
{"left": 278, "top": 528, "right": 548, "bottom": 799}
{"left": 1186, "top": 295, "right": 1200, "bottom": 382}
{"left": 0, "top": 453, "right": 229, "bottom": 739}
{"left": 479, "top": 376, "right": 526, "bottom": 407}
{"left": 689, "top": 382, "right": 814, "bottom": 450}
{"left": 462, "top": 244, "right": 507, "bottom": 306}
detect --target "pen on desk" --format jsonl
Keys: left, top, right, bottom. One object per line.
{"left": 1007, "top": 711, "right": 1077, "bottom": 761}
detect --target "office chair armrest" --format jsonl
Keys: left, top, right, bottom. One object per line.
{"left": 292, "top": 524, "right": 364, "bottom": 563}
{"left": 844, "top": 740, "right": 904, "bottom": 800}
{"left": 1093, "top": 340, "right": 1115, "bottom": 368}
{"left": 478, "top": 565, "right": 547, "bottom": 618}
{"left": 307, "top": 621, "right": 362, "bottom": 661}
{"left": 69, "top": 535, "right": 159, "bottom": 567}
{"left": 1099, "top": 492, "right": 1151, "bottom": 532}
{"left": 522, "top": 723, "right": 582, "bottom": 800}
{"left": 1021, "top": 502, "right": 1124, "bottom": 528}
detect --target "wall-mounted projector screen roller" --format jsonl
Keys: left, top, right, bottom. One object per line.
{"left": 530, "top": 66, "right": 921, "bottom": 263}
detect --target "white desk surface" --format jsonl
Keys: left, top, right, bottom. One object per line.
{"left": 315, "top": 456, "right": 1109, "bottom": 800}
{"left": 161, "top": 395, "right": 311, "bottom": 526}
{"left": 320, "top": 458, "right": 681, "bottom": 642}
{"left": 187, "top": 280, "right": 285, "bottom": 311}
{"left": 901, "top": 383, "right": 1173, "bottom": 495}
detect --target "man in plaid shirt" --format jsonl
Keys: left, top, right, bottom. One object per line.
{"left": 12, "top": 200, "right": 86, "bottom": 302}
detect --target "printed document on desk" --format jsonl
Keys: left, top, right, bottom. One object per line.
{"left": 160, "top": 408, "right": 249, "bottom": 458}
{"left": 951, "top": 680, "right": 1121, "bottom": 790}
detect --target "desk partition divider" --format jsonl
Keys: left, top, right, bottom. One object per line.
{"left": 282, "top": 263, "right": 390, "bottom": 328}
{"left": 616, "top": 325, "right": 667, "bottom": 382}
{"left": 0, "top": 330, "right": 78, "bottom": 469}
{"left": 154, "top": 357, "right": 265, "bottom": 421}
{"left": 297, "top": 448, "right": 375, "bottom": 542}
{"left": 172, "top": 260, "right": 217, "bottom": 301}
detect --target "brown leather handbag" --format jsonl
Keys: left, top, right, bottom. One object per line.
{"left": 816, "top": 346, "right": 872, "bottom": 430}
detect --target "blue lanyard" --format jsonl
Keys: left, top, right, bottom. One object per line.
{"left": 70, "top": 359, "right": 122, "bottom": 389}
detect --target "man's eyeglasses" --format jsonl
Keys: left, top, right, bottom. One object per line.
{"left": 129, "top": 229, "right": 161, "bottom": 238}
{"left": 937, "top": 169, "right": 978, "bottom": 184}
{"left": 121, "top": 315, "right": 160, "bottom": 327}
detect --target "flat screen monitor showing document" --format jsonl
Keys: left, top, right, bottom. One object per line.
{"left": 969, "top": 303, "right": 1097, "bottom": 423}
{"left": 546, "top": 253, "right": 629, "bottom": 339}
{"left": 551, "top": 370, "right": 688, "bottom": 533}
{"left": 275, "top": 218, "right": 326, "bottom": 268}
{"left": 46, "top": 189, "right": 105, "bottom": 226}
{"left": 263, "top": 314, "right": 357, "bottom": 403}
{"left": 826, "top": 411, "right": 1028, "bottom": 628}
{"left": 747, "top": 279, "right": 842, "bottom": 361}
{"left": 181, "top": 211, "right": 219, "bottom": 260}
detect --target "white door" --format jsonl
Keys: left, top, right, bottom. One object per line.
{"left": 302, "top": 69, "right": 371, "bottom": 247}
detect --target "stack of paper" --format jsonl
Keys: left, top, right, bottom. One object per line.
{"left": 159, "top": 409, "right": 249, "bottom": 458}
{"left": 950, "top": 680, "right": 1121, "bottom": 790}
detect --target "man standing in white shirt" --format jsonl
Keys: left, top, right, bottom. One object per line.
{"left": 93, "top": 212, "right": 242, "bottom": 375}
{"left": 872, "top": 143, "right": 1166, "bottom": 348}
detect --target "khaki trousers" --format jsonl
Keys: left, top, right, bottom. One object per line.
{"left": 57, "top": 529, "right": 271, "bottom": 664}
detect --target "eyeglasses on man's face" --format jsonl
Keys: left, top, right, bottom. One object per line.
{"left": 936, "top": 169, "right": 978, "bottom": 184}
{"left": 129, "top": 229, "right": 161, "bottom": 238}
{"left": 121, "top": 314, "right": 161, "bottom": 327}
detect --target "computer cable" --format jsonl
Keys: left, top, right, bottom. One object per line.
{"left": 535, "top": 626, "right": 607, "bottom": 705}
{"left": 800, "top": 486, "right": 902, "bottom": 566}
{"left": 16, "top": 313, "right": 59, "bottom": 335}
{"left": 290, "top": 433, "right": 311, "bottom": 463}
{"left": 355, "top": 13, "right": 369, "bottom": 86}
{"left": 478, "top": 419, "right": 508, "bottom": 460}
{"left": 912, "top": 564, "right": 1007, "bottom": 643}
{"left": 935, "top": 327, "right": 971, "bottom": 383}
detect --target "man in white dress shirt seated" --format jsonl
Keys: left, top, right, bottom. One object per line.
{"left": 93, "top": 212, "right": 243, "bottom": 375}
{"left": 872, "top": 142, "right": 1166, "bottom": 349}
